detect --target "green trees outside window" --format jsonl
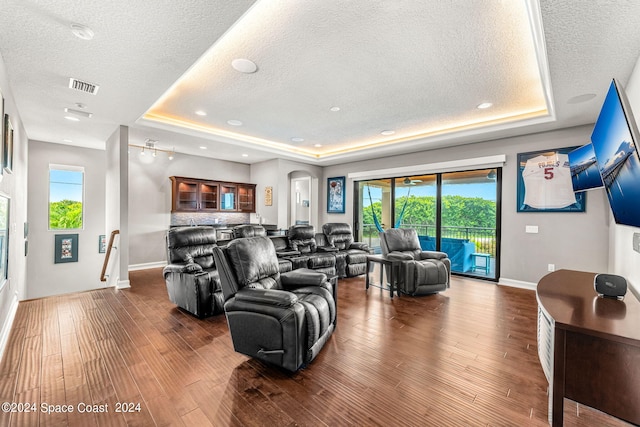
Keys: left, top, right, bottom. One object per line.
{"left": 49, "top": 167, "right": 84, "bottom": 230}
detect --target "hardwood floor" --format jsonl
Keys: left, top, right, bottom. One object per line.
{"left": 0, "top": 268, "right": 632, "bottom": 426}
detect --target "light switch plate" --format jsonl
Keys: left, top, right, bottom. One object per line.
{"left": 634, "top": 233, "right": 640, "bottom": 254}
{"left": 525, "top": 225, "right": 539, "bottom": 234}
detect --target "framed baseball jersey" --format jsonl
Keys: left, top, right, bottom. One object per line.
{"left": 517, "top": 147, "right": 586, "bottom": 212}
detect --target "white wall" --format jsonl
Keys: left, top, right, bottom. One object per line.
{"left": 0, "top": 54, "right": 28, "bottom": 355}
{"left": 610, "top": 55, "right": 640, "bottom": 295}
{"left": 250, "top": 159, "right": 323, "bottom": 229}
{"left": 322, "top": 125, "right": 611, "bottom": 285}
{"left": 27, "top": 141, "right": 106, "bottom": 299}
{"left": 128, "top": 150, "right": 250, "bottom": 266}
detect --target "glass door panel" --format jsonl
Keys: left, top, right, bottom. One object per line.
{"left": 440, "top": 169, "right": 498, "bottom": 278}
{"left": 394, "top": 175, "right": 437, "bottom": 247}
{"left": 358, "top": 179, "right": 392, "bottom": 253}
{"left": 199, "top": 182, "right": 218, "bottom": 210}
{"left": 220, "top": 184, "right": 237, "bottom": 210}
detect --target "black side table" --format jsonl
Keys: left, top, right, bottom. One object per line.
{"left": 365, "top": 255, "right": 400, "bottom": 298}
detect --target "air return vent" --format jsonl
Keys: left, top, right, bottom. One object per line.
{"left": 68, "top": 77, "right": 100, "bottom": 95}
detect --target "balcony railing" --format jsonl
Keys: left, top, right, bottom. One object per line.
{"left": 361, "top": 223, "right": 497, "bottom": 257}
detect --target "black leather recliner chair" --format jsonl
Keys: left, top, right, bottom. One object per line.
{"left": 379, "top": 228, "right": 451, "bottom": 296}
{"left": 287, "top": 225, "right": 337, "bottom": 275}
{"left": 212, "top": 236, "right": 336, "bottom": 371}
{"left": 163, "top": 226, "right": 224, "bottom": 317}
{"left": 322, "top": 223, "right": 370, "bottom": 277}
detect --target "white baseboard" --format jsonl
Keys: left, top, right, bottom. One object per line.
{"left": 128, "top": 261, "right": 166, "bottom": 271}
{"left": 117, "top": 279, "right": 131, "bottom": 290}
{"left": 498, "top": 277, "right": 537, "bottom": 291}
{"left": 0, "top": 293, "right": 19, "bottom": 362}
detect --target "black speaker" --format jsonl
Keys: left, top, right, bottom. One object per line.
{"left": 594, "top": 273, "right": 627, "bottom": 298}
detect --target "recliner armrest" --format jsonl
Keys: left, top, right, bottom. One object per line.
{"left": 419, "top": 251, "right": 448, "bottom": 260}
{"left": 163, "top": 262, "right": 203, "bottom": 275}
{"left": 387, "top": 252, "right": 414, "bottom": 261}
{"left": 234, "top": 288, "right": 298, "bottom": 307}
{"left": 281, "top": 269, "right": 328, "bottom": 287}
{"left": 317, "top": 246, "right": 339, "bottom": 252}
{"left": 349, "top": 242, "right": 370, "bottom": 251}
{"left": 276, "top": 249, "right": 301, "bottom": 257}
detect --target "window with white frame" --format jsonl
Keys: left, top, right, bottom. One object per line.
{"left": 49, "top": 165, "right": 84, "bottom": 230}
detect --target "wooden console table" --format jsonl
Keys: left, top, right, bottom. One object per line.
{"left": 536, "top": 270, "right": 640, "bottom": 426}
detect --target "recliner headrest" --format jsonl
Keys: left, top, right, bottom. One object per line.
{"left": 167, "top": 226, "right": 217, "bottom": 249}
{"left": 383, "top": 228, "right": 421, "bottom": 252}
{"left": 226, "top": 236, "right": 280, "bottom": 286}
{"left": 232, "top": 224, "right": 267, "bottom": 239}
{"left": 288, "top": 224, "right": 315, "bottom": 240}
{"left": 322, "top": 223, "right": 352, "bottom": 235}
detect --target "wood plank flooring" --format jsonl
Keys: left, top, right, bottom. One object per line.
{"left": 0, "top": 268, "right": 632, "bottom": 426}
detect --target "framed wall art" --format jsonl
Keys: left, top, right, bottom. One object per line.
{"left": 327, "top": 176, "right": 346, "bottom": 213}
{"left": 54, "top": 234, "right": 79, "bottom": 263}
{"left": 3, "top": 114, "right": 13, "bottom": 173}
{"left": 265, "top": 186, "right": 273, "bottom": 206}
{"left": 517, "top": 147, "right": 585, "bottom": 212}
{"left": 99, "top": 234, "right": 107, "bottom": 253}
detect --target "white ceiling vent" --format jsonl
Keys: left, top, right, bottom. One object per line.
{"left": 68, "top": 77, "right": 100, "bottom": 95}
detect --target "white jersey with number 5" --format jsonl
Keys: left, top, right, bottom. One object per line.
{"left": 522, "top": 154, "right": 576, "bottom": 209}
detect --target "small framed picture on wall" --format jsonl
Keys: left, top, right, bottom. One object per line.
{"left": 327, "top": 176, "right": 346, "bottom": 213}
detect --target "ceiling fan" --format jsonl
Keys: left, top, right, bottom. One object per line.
{"left": 403, "top": 177, "right": 423, "bottom": 185}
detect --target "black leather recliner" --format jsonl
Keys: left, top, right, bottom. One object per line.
{"left": 322, "top": 223, "right": 370, "bottom": 277}
{"left": 287, "top": 225, "right": 337, "bottom": 276}
{"left": 212, "top": 236, "right": 336, "bottom": 371}
{"left": 163, "top": 226, "right": 224, "bottom": 317}
{"left": 380, "top": 228, "right": 451, "bottom": 296}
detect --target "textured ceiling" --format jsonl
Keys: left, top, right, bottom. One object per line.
{"left": 2, "top": 1, "right": 640, "bottom": 166}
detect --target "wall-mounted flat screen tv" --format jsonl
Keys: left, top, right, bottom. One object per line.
{"left": 590, "top": 79, "right": 640, "bottom": 228}
{"left": 568, "top": 143, "right": 603, "bottom": 191}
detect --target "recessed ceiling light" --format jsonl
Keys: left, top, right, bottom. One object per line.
{"left": 477, "top": 102, "right": 493, "bottom": 109}
{"left": 231, "top": 58, "right": 258, "bottom": 74}
{"left": 64, "top": 115, "right": 80, "bottom": 121}
{"left": 227, "top": 119, "right": 243, "bottom": 126}
{"left": 380, "top": 130, "right": 395, "bottom": 136}
{"left": 314, "top": 144, "right": 322, "bottom": 148}
{"left": 70, "top": 23, "right": 94, "bottom": 40}
{"left": 329, "top": 106, "right": 340, "bottom": 112}
{"left": 568, "top": 93, "right": 597, "bottom": 104}
{"left": 199, "top": 146, "right": 207, "bottom": 150}
{"left": 291, "top": 137, "right": 305, "bottom": 143}
{"left": 195, "top": 110, "right": 207, "bottom": 116}
{"left": 241, "top": 154, "right": 249, "bottom": 157}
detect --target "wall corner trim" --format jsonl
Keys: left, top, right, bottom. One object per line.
{"left": 498, "top": 277, "right": 537, "bottom": 291}
{"left": 0, "top": 294, "right": 20, "bottom": 362}
{"left": 129, "top": 261, "right": 167, "bottom": 271}
{"left": 116, "top": 280, "right": 131, "bottom": 290}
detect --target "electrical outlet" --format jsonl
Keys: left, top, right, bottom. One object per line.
{"left": 548, "top": 264, "right": 555, "bottom": 272}
{"left": 525, "top": 225, "right": 539, "bottom": 233}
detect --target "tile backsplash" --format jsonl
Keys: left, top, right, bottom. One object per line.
{"left": 171, "top": 212, "right": 250, "bottom": 226}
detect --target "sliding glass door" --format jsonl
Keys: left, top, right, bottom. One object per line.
{"left": 355, "top": 168, "right": 501, "bottom": 280}
{"left": 440, "top": 169, "right": 500, "bottom": 279}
